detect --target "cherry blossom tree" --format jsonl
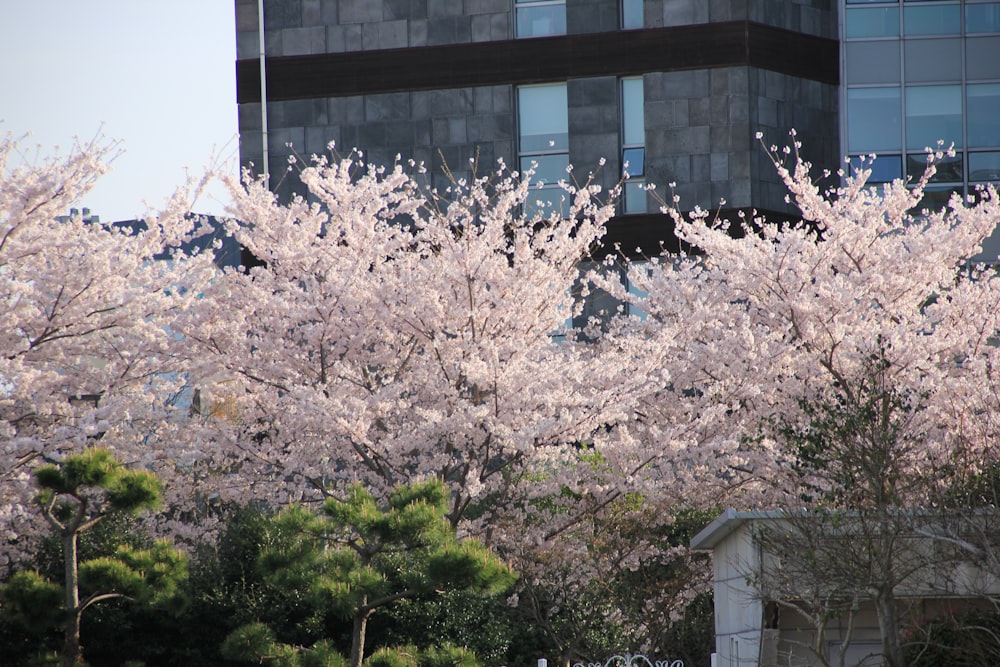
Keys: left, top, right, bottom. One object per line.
{"left": 0, "top": 134, "right": 217, "bottom": 572}
{"left": 178, "top": 150, "right": 658, "bottom": 540}
{"left": 12, "top": 125, "right": 1000, "bottom": 661}
{"left": 505, "top": 495, "right": 713, "bottom": 667}
{"left": 606, "top": 137, "right": 1000, "bottom": 667}
{"left": 601, "top": 138, "right": 1000, "bottom": 503}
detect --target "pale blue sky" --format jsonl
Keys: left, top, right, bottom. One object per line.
{"left": 0, "top": 1, "right": 238, "bottom": 222}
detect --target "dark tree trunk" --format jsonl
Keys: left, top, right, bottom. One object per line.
{"left": 62, "top": 532, "right": 83, "bottom": 667}
{"left": 351, "top": 602, "right": 371, "bottom": 667}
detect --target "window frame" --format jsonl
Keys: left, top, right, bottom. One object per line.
{"left": 620, "top": 76, "right": 647, "bottom": 214}
{"left": 514, "top": 0, "right": 567, "bottom": 39}
{"left": 517, "top": 82, "right": 570, "bottom": 217}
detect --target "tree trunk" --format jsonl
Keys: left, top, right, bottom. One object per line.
{"left": 62, "top": 531, "right": 83, "bottom": 667}
{"left": 351, "top": 605, "right": 370, "bottom": 667}
{"left": 874, "top": 586, "right": 903, "bottom": 667}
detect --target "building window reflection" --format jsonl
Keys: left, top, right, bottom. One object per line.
{"left": 518, "top": 83, "right": 569, "bottom": 216}
{"left": 621, "top": 76, "right": 646, "bottom": 214}
{"left": 842, "top": 0, "right": 1000, "bottom": 207}
{"left": 515, "top": 0, "right": 566, "bottom": 38}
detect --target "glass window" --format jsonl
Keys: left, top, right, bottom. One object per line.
{"left": 516, "top": 0, "right": 566, "bottom": 38}
{"left": 967, "top": 37, "right": 1000, "bottom": 79}
{"left": 967, "top": 3, "right": 1000, "bottom": 34}
{"left": 846, "top": 7, "right": 900, "bottom": 38}
{"left": 913, "top": 184, "right": 962, "bottom": 212}
{"left": 904, "top": 38, "right": 961, "bottom": 82}
{"left": 847, "top": 87, "right": 902, "bottom": 152}
{"left": 519, "top": 83, "right": 569, "bottom": 216}
{"left": 970, "top": 152, "right": 1000, "bottom": 183}
{"left": 523, "top": 177, "right": 570, "bottom": 216}
{"left": 621, "top": 77, "right": 644, "bottom": 146}
{"left": 849, "top": 154, "right": 904, "bottom": 183}
{"left": 621, "top": 77, "right": 646, "bottom": 214}
{"left": 847, "top": 41, "right": 901, "bottom": 84}
{"left": 622, "top": 0, "right": 643, "bottom": 29}
{"left": 903, "top": 4, "right": 961, "bottom": 35}
{"left": 905, "top": 85, "right": 962, "bottom": 150}
{"left": 907, "top": 151, "right": 964, "bottom": 182}
{"left": 622, "top": 147, "right": 645, "bottom": 176}
{"left": 626, "top": 260, "right": 651, "bottom": 321}
{"left": 622, "top": 149, "right": 646, "bottom": 212}
{"left": 520, "top": 153, "right": 570, "bottom": 184}
{"left": 518, "top": 83, "right": 568, "bottom": 153}
{"left": 571, "top": 261, "right": 623, "bottom": 332}
{"left": 968, "top": 84, "right": 1000, "bottom": 147}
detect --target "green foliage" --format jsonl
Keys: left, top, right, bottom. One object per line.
{"left": 649, "top": 591, "right": 715, "bottom": 667}
{"left": 6, "top": 448, "right": 176, "bottom": 667}
{"left": 221, "top": 622, "right": 352, "bottom": 667}
{"left": 174, "top": 503, "right": 342, "bottom": 666}
{"left": 220, "top": 622, "right": 284, "bottom": 662}
{"left": 0, "top": 570, "right": 64, "bottom": 630}
{"left": 116, "top": 540, "right": 190, "bottom": 608}
{"left": 2, "top": 487, "right": 712, "bottom": 667}
{"left": 371, "top": 589, "right": 514, "bottom": 665}
{"left": 903, "top": 608, "right": 1000, "bottom": 666}
{"left": 79, "top": 556, "right": 146, "bottom": 596}
{"left": 33, "top": 465, "right": 72, "bottom": 494}
{"left": 224, "top": 480, "right": 513, "bottom": 667}
{"left": 364, "top": 646, "right": 420, "bottom": 667}
{"left": 62, "top": 447, "right": 120, "bottom": 488}
{"left": 509, "top": 496, "right": 716, "bottom": 666}
{"left": 778, "top": 351, "right": 924, "bottom": 508}
{"left": 262, "top": 479, "right": 515, "bottom": 624}
{"left": 418, "top": 643, "right": 479, "bottom": 667}
{"left": 105, "top": 469, "right": 162, "bottom": 513}
{"left": 426, "top": 541, "right": 515, "bottom": 596}
{"left": 0, "top": 513, "right": 165, "bottom": 666}
{"left": 362, "top": 643, "right": 480, "bottom": 667}
{"left": 26, "top": 652, "right": 61, "bottom": 667}
{"left": 78, "top": 540, "right": 190, "bottom": 610}
{"left": 33, "top": 447, "right": 163, "bottom": 515}
{"left": 303, "top": 640, "right": 350, "bottom": 667}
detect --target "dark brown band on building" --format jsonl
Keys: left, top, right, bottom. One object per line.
{"left": 236, "top": 21, "right": 838, "bottom": 104}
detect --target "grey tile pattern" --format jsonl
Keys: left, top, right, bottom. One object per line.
{"left": 237, "top": 0, "right": 840, "bottom": 213}
{"left": 238, "top": 0, "right": 510, "bottom": 57}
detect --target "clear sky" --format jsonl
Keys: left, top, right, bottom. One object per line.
{"left": 0, "top": 1, "right": 238, "bottom": 222}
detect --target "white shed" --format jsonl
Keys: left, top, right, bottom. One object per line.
{"left": 691, "top": 509, "right": 1000, "bottom": 667}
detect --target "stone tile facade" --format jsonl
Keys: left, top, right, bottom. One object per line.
{"left": 236, "top": 0, "right": 840, "bottom": 220}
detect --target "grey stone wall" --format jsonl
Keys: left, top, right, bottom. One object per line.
{"left": 747, "top": 68, "right": 839, "bottom": 213}
{"left": 236, "top": 0, "right": 644, "bottom": 56}
{"left": 644, "top": 68, "right": 748, "bottom": 211}
{"left": 235, "top": 0, "right": 839, "bottom": 210}
{"left": 568, "top": 0, "right": 620, "bottom": 34}
{"left": 236, "top": 0, "right": 511, "bottom": 59}
{"left": 644, "top": 0, "right": 837, "bottom": 38}
{"left": 568, "top": 77, "right": 621, "bottom": 206}
{"left": 747, "top": 0, "right": 837, "bottom": 39}
{"left": 643, "top": 65, "right": 837, "bottom": 214}
{"left": 239, "top": 85, "right": 515, "bottom": 201}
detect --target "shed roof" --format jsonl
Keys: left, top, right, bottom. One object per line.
{"left": 689, "top": 508, "right": 787, "bottom": 551}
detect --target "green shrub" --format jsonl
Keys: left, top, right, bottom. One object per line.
{"left": 419, "top": 643, "right": 479, "bottom": 667}
{"left": 365, "top": 645, "right": 420, "bottom": 667}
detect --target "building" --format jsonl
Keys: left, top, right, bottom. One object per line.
{"left": 842, "top": 1, "right": 1000, "bottom": 211}
{"left": 691, "top": 509, "right": 1000, "bottom": 667}
{"left": 235, "top": 0, "right": 844, "bottom": 257}
{"left": 232, "top": 0, "right": 999, "bottom": 252}
{"left": 236, "top": 0, "right": 1000, "bottom": 252}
